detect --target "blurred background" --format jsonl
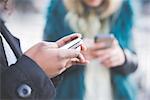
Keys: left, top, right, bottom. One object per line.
{"left": 5, "top": 0, "right": 150, "bottom": 100}
{"left": 132, "top": 0, "right": 150, "bottom": 99}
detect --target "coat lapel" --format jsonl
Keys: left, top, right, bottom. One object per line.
{"left": 0, "top": 21, "right": 22, "bottom": 59}
{"left": 0, "top": 34, "right": 22, "bottom": 71}
{"left": 0, "top": 36, "right": 8, "bottom": 71}
{"left": 0, "top": 19, "right": 22, "bottom": 72}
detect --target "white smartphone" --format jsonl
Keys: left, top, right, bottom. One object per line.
{"left": 60, "top": 38, "right": 83, "bottom": 50}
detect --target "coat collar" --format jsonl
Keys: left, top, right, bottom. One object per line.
{"left": 0, "top": 36, "right": 8, "bottom": 70}
{"left": 0, "top": 20, "right": 22, "bottom": 59}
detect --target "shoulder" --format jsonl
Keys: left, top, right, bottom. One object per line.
{"left": 119, "top": 0, "right": 133, "bottom": 18}
{"left": 47, "top": 0, "right": 66, "bottom": 14}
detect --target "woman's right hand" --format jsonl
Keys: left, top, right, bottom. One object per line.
{"left": 81, "top": 38, "right": 104, "bottom": 60}
{"left": 82, "top": 41, "right": 107, "bottom": 61}
{"left": 83, "top": 38, "right": 125, "bottom": 68}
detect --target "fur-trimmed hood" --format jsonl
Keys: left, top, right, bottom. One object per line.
{"left": 63, "top": 0, "right": 123, "bottom": 19}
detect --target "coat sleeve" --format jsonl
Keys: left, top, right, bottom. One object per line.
{"left": 110, "top": 0, "right": 138, "bottom": 76}
{"left": 1, "top": 55, "right": 56, "bottom": 100}
{"left": 111, "top": 49, "right": 138, "bottom": 75}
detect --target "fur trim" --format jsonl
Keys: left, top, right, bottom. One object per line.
{"left": 100, "top": 0, "right": 123, "bottom": 19}
{"left": 63, "top": 0, "right": 123, "bottom": 19}
{"left": 63, "top": 0, "right": 123, "bottom": 36}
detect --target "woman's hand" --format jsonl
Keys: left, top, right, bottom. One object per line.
{"left": 92, "top": 39, "right": 125, "bottom": 68}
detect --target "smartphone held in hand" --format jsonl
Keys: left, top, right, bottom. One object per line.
{"left": 94, "top": 34, "right": 114, "bottom": 49}
{"left": 60, "top": 37, "right": 83, "bottom": 51}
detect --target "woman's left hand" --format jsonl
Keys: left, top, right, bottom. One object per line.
{"left": 93, "top": 39, "right": 125, "bottom": 68}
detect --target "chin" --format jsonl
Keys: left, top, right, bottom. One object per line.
{"left": 86, "top": 0, "right": 102, "bottom": 7}
{"left": 89, "top": 3, "right": 100, "bottom": 7}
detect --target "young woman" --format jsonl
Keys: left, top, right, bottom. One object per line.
{"left": 44, "top": 0, "right": 138, "bottom": 100}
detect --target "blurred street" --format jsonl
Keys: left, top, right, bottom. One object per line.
{"left": 133, "top": 12, "right": 150, "bottom": 100}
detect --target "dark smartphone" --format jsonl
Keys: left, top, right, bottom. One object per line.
{"left": 94, "top": 34, "right": 114, "bottom": 49}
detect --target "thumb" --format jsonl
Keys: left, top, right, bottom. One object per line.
{"left": 56, "top": 33, "right": 82, "bottom": 47}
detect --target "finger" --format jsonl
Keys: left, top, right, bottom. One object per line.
{"left": 70, "top": 58, "right": 89, "bottom": 65}
{"left": 101, "top": 56, "right": 118, "bottom": 68}
{"left": 76, "top": 53, "right": 86, "bottom": 63}
{"left": 98, "top": 54, "right": 110, "bottom": 62}
{"left": 59, "top": 49, "right": 86, "bottom": 62}
{"left": 103, "top": 60, "right": 119, "bottom": 68}
{"left": 92, "top": 48, "right": 112, "bottom": 58}
{"left": 66, "top": 58, "right": 79, "bottom": 68}
{"left": 71, "top": 60, "right": 88, "bottom": 65}
{"left": 91, "top": 42, "right": 107, "bottom": 51}
{"left": 65, "top": 58, "right": 89, "bottom": 68}
{"left": 80, "top": 44, "right": 87, "bottom": 51}
{"left": 56, "top": 33, "right": 82, "bottom": 47}
{"left": 112, "top": 39, "right": 119, "bottom": 48}
{"left": 65, "top": 58, "right": 80, "bottom": 68}
{"left": 101, "top": 59, "right": 113, "bottom": 68}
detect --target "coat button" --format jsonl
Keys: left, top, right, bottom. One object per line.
{"left": 17, "top": 84, "right": 32, "bottom": 98}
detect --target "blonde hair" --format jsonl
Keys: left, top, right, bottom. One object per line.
{"left": 63, "top": 0, "right": 123, "bottom": 37}
{"left": 64, "top": 0, "right": 109, "bottom": 17}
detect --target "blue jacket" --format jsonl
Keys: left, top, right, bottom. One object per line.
{"left": 43, "top": 0, "right": 138, "bottom": 100}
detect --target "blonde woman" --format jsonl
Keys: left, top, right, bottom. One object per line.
{"left": 44, "top": 0, "right": 138, "bottom": 100}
